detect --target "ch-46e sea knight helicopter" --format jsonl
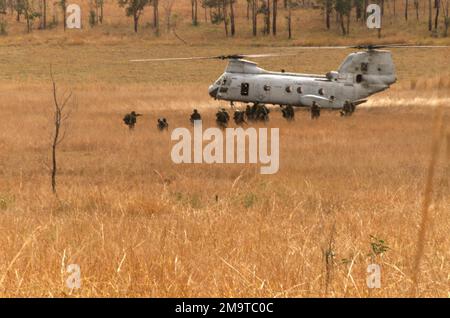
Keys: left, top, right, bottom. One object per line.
{"left": 131, "top": 44, "right": 449, "bottom": 116}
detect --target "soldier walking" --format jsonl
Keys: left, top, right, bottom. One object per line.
{"left": 157, "top": 118, "right": 169, "bottom": 131}
{"left": 123, "top": 111, "right": 142, "bottom": 130}
{"left": 255, "top": 104, "right": 270, "bottom": 122}
{"left": 281, "top": 105, "right": 295, "bottom": 121}
{"left": 190, "top": 109, "right": 202, "bottom": 124}
{"left": 233, "top": 110, "right": 246, "bottom": 125}
{"left": 311, "top": 102, "right": 321, "bottom": 119}
{"left": 245, "top": 105, "right": 254, "bottom": 121}
{"left": 216, "top": 108, "right": 230, "bottom": 129}
{"left": 340, "top": 101, "right": 355, "bottom": 117}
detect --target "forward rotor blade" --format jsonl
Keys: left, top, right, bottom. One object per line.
{"left": 130, "top": 52, "right": 296, "bottom": 62}
{"left": 130, "top": 56, "right": 216, "bottom": 62}
{"left": 286, "top": 46, "right": 351, "bottom": 50}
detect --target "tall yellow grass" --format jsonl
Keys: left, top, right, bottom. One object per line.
{"left": 0, "top": 81, "right": 448, "bottom": 297}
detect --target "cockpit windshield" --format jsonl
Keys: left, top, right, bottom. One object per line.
{"left": 215, "top": 74, "right": 225, "bottom": 86}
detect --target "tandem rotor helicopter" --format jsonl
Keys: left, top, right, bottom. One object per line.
{"left": 131, "top": 44, "right": 449, "bottom": 117}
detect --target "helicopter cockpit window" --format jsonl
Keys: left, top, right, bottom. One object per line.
{"left": 215, "top": 75, "right": 224, "bottom": 86}
{"left": 221, "top": 77, "right": 232, "bottom": 86}
{"left": 263, "top": 85, "right": 271, "bottom": 91}
{"left": 241, "top": 83, "right": 249, "bottom": 96}
{"left": 297, "top": 87, "right": 302, "bottom": 94}
{"left": 285, "top": 86, "right": 293, "bottom": 93}
{"left": 318, "top": 88, "right": 324, "bottom": 96}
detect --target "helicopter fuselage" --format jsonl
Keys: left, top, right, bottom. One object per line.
{"left": 208, "top": 50, "right": 397, "bottom": 109}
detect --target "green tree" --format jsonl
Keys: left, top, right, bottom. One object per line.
{"left": 354, "top": 0, "right": 364, "bottom": 22}
{"left": 118, "top": 0, "right": 150, "bottom": 33}
{"left": 319, "top": 0, "right": 334, "bottom": 29}
{"left": 335, "top": 0, "right": 351, "bottom": 35}
{"left": 23, "top": 0, "right": 41, "bottom": 33}
{"left": 0, "top": 0, "right": 7, "bottom": 35}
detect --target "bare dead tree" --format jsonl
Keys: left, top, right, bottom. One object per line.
{"left": 264, "top": 0, "right": 271, "bottom": 35}
{"left": 429, "top": 0, "right": 433, "bottom": 30}
{"left": 272, "top": 0, "right": 277, "bottom": 35}
{"left": 435, "top": 0, "right": 441, "bottom": 30}
{"left": 286, "top": 0, "right": 292, "bottom": 38}
{"left": 222, "top": 0, "right": 228, "bottom": 36}
{"left": 152, "top": 0, "right": 160, "bottom": 35}
{"left": 246, "top": 0, "right": 250, "bottom": 20}
{"left": 414, "top": 0, "right": 419, "bottom": 20}
{"left": 42, "top": 0, "right": 47, "bottom": 29}
{"left": 444, "top": 0, "right": 449, "bottom": 36}
{"left": 191, "top": 0, "right": 198, "bottom": 25}
{"left": 50, "top": 67, "right": 72, "bottom": 195}
{"left": 250, "top": 0, "right": 256, "bottom": 36}
{"left": 229, "top": 0, "right": 235, "bottom": 36}
{"left": 405, "top": 0, "right": 409, "bottom": 21}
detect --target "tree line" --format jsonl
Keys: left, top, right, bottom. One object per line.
{"left": 320, "top": 0, "right": 449, "bottom": 37}
{"left": 0, "top": 0, "right": 448, "bottom": 38}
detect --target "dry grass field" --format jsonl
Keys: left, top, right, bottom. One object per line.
{"left": 0, "top": 1, "right": 449, "bottom": 298}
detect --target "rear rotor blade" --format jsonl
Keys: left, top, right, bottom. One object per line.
{"left": 283, "top": 44, "right": 450, "bottom": 50}
{"left": 375, "top": 44, "right": 450, "bottom": 49}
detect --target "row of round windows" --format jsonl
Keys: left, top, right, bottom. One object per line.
{"left": 263, "top": 85, "right": 325, "bottom": 96}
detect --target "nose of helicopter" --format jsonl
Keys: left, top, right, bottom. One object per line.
{"left": 208, "top": 85, "right": 219, "bottom": 98}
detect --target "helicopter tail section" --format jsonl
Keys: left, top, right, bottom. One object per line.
{"left": 338, "top": 50, "right": 397, "bottom": 94}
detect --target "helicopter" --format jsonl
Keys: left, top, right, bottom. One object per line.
{"left": 131, "top": 44, "right": 449, "bottom": 117}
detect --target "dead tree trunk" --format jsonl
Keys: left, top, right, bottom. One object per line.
{"left": 339, "top": 12, "right": 346, "bottom": 35}
{"left": 405, "top": 0, "right": 409, "bottom": 21}
{"left": 229, "top": 0, "right": 235, "bottom": 36}
{"left": 252, "top": 0, "right": 257, "bottom": 36}
{"left": 247, "top": 0, "right": 250, "bottom": 20}
{"left": 191, "top": 0, "right": 198, "bottom": 25}
{"left": 435, "top": 0, "right": 440, "bottom": 30}
{"left": 444, "top": 0, "right": 449, "bottom": 36}
{"left": 325, "top": 0, "right": 332, "bottom": 29}
{"left": 273, "top": 0, "right": 277, "bottom": 35}
{"left": 153, "top": 0, "right": 160, "bottom": 35}
{"left": 99, "top": 0, "right": 103, "bottom": 24}
{"left": 287, "top": 4, "right": 292, "bottom": 39}
{"left": 50, "top": 68, "right": 72, "bottom": 195}
{"left": 414, "top": 0, "right": 419, "bottom": 20}
{"left": 42, "top": 0, "right": 47, "bottom": 29}
{"left": 429, "top": 0, "right": 433, "bottom": 30}
{"left": 223, "top": 0, "right": 228, "bottom": 36}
